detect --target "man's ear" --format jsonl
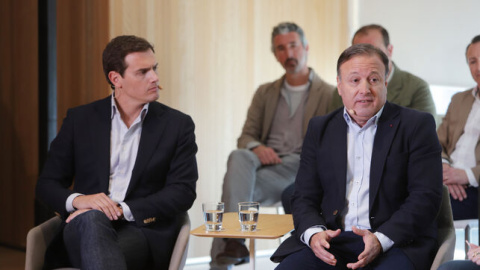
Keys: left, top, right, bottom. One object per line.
{"left": 387, "top": 44, "right": 393, "bottom": 58}
{"left": 336, "top": 76, "right": 342, "bottom": 96}
{"left": 108, "top": 71, "right": 121, "bottom": 88}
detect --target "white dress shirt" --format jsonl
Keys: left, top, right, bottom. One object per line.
{"left": 449, "top": 87, "right": 480, "bottom": 187}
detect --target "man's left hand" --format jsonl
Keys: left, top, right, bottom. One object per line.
{"left": 346, "top": 226, "right": 382, "bottom": 269}
{"left": 443, "top": 167, "right": 469, "bottom": 186}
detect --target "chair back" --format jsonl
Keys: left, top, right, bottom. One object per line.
{"left": 430, "top": 185, "right": 456, "bottom": 270}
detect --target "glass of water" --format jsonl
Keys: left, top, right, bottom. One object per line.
{"left": 202, "top": 202, "right": 224, "bottom": 231}
{"left": 238, "top": 202, "right": 260, "bottom": 232}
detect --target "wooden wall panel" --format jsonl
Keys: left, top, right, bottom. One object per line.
{"left": 0, "top": 0, "right": 38, "bottom": 248}
{"left": 109, "top": 0, "right": 348, "bottom": 258}
{"left": 56, "top": 0, "right": 110, "bottom": 124}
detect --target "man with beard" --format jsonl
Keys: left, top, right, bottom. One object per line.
{"left": 209, "top": 22, "right": 334, "bottom": 270}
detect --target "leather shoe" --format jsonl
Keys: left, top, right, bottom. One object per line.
{"left": 215, "top": 239, "right": 250, "bottom": 266}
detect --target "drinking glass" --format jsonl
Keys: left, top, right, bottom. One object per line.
{"left": 202, "top": 202, "right": 224, "bottom": 231}
{"left": 238, "top": 202, "right": 260, "bottom": 231}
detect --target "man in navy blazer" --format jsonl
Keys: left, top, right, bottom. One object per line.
{"left": 36, "top": 35, "right": 198, "bottom": 270}
{"left": 272, "top": 44, "right": 442, "bottom": 269}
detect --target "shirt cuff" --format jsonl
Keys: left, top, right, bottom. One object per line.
{"left": 374, "top": 231, "right": 395, "bottom": 252}
{"left": 442, "top": 158, "right": 451, "bottom": 165}
{"left": 66, "top": 193, "right": 83, "bottom": 213}
{"left": 466, "top": 169, "right": 478, "bottom": 187}
{"left": 119, "top": 202, "right": 135, "bottom": 221}
{"left": 246, "top": 141, "right": 261, "bottom": 150}
{"left": 301, "top": 225, "right": 327, "bottom": 247}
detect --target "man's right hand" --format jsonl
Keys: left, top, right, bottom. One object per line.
{"left": 447, "top": 184, "right": 468, "bottom": 201}
{"left": 72, "top": 193, "right": 122, "bottom": 221}
{"left": 310, "top": 229, "right": 341, "bottom": 266}
{"left": 252, "top": 145, "right": 282, "bottom": 165}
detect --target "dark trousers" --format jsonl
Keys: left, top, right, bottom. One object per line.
{"left": 63, "top": 210, "right": 150, "bottom": 270}
{"left": 275, "top": 231, "right": 414, "bottom": 270}
{"left": 451, "top": 186, "right": 478, "bottom": 220}
{"left": 438, "top": 260, "right": 480, "bottom": 270}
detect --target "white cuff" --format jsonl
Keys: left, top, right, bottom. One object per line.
{"left": 246, "top": 141, "right": 261, "bottom": 150}
{"left": 66, "top": 193, "right": 83, "bottom": 213}
{"left": 301, "top": 225, "right": 327, "bottom": 247}
{"left": 374, "top": 231, "right": 395, "bottom": 252}
{"left": 466, "top": 169, "right": 478, "bottom": 187}
{"left": 119, "top": 202, "right": 135, "bottom": 221}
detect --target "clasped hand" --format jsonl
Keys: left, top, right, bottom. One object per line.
{"left": 252, "top": 145, "right": 282, "bottom": 165}
{"left": 467, "top": 241, "right": 480, "bottom": 265}
{"left": 67, "top": 193, "right": 123, "bottom": 223}
{"left": 443, "top": 163, "right": 469, "bottom": 201}
{"left": 310, "top": 226, "right": 382, "bottom": 269}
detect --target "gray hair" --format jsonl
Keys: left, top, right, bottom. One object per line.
{"left": 271, "top": 22, "right": 308, "bottom": 53}
{"left": 337, "top": 43, "right": 389, "bottom": 78}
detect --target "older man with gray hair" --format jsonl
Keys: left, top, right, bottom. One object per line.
{"left": 209, "top": 22, "right": 334, "bottom": 270}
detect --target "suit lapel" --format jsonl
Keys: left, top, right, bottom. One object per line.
{"left": 126, "top": 102, "right": 167, "bottom": 197}
{"left": 369, "top": 102, "right": 400, "bottom": 209}
{"left": 91, "top": 97, "right": 112, "bottom": 193}
{"left": 262, "top": 78, "right": 282, "bottom": 142}
{"left": 452, "top": 92, "right": 475, "bottom": 146}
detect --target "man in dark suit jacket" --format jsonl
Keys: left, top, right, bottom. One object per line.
{"left": 281, "top": 24, "right": 437, "bottom": 214}
{"left": 36, "top": 35, "right": 198, "bottom": 270}
{"left": 272, "top": 44, "right": 442, "bottom": 269}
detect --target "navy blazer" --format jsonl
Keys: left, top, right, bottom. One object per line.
{"left": 36, "top": 96, "right": 198, "bottom": 269}
{"left": 272, "top": 102, "right": 442, "bottom": 270}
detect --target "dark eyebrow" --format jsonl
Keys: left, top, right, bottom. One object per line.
{"left": 138, "top": 64, "right": 157, "bottom": 73}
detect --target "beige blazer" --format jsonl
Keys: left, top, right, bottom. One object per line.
{"left": 237, "top": 68, "right": 334, "bottom": 148}
{"left": 437, "top": 88, "right": 480, "bottom": 183}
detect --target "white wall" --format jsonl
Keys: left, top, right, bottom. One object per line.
{"left": 351, "top": 0, "right": 480, "bottom": 114}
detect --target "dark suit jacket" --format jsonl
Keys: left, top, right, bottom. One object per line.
{"left": 36, "top": 96, "right": 198, "bottom": 269}
{"left": 272, "top": 102, "right": 442, "bottom": 270}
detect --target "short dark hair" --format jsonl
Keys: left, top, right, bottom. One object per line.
{"left": 353, "top": 24, "right": 390, "bottom": 48}
{"left": 102, "top": 35, "right": 155, "bottom": 90}
{"left": 271, "top": 22, "right": 307, "bottom": 53}
{"left": 337, "top": 43, "right": 389, "bottom": 78}
{"left": 466, "top": 35, "right": 480, "bottom": 60}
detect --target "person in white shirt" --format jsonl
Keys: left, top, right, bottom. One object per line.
{"left": 437, "top": 34, "right": 480, "bottom": 221}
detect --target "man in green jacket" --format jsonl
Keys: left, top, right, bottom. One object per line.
{"left": 328, "top": 24, "right": 436, "bottom": 117}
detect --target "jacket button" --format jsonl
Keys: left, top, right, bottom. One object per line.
{"left": 333, "top": 210, "right": 338, "bottom": 215}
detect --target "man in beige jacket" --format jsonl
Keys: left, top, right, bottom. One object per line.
{"left": 437, "top": 35, "right": 480, "bottom": 220}
{"left": 209, "top": 22, "right": 334, "bottom": 270}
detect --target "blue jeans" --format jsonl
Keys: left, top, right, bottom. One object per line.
{"left": 63, "top": 210, "right": 149, "bottom": 270}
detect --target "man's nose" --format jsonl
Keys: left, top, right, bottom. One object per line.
{"left": 286, "top": 47, "right": 294, "bottom": 58}
{"left": 150, "top": 70, "right": 159, "bottom": 82}
{"left": 358, "top": 80, "right": 372, "bottom": 94}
